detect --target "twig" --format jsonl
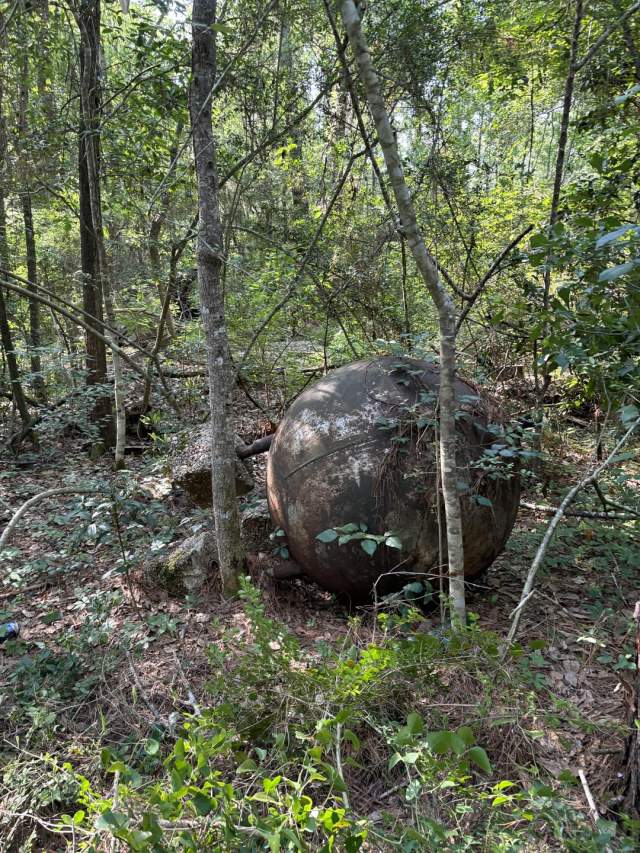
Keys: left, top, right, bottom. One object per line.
{"left": 578, "top": 768, "right": 602, "bottom": 827}
{"left": 574, "top": 0, "right": 640, "bottom": 72}
{"left": 236, "top": 433, "right": 274, "bottom": 459}
{"left": 109, "top": 771, "right": 120, "bottom": 853}
{"left": 591, "top": 482, "right": 639, "bottom": 518}
{"left": 0, "top": 487, "right": 98, "bottom": 549}
{"left": 456, "top": 225, "right": 533, "bottom": 331}
{"left": 126, "top": 651, "right": 173, "bottom": 732}
{"left": 521, "top": 500, "right": 636, "bottom": 520}
{"left": 620, "top": 601, "right": 640, "bottom": 818}
{"left": 172, "top": 650, "right": 202, "bottom": 717}
{"left": 335, "top": 722, "right": 350, "bottom": 810}
{"left": 0, "top": 580, "right": 47, "bottom": 599}
{"left": 503, "top": 416, "right": 640, "bottom": 652}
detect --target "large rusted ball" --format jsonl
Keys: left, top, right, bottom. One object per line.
{"left": 267, "top": 356, "right": 520, "bottom": 601}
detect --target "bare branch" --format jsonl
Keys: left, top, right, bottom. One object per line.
{"left": 504, "top": 415, "right": 640, "bottom": 651}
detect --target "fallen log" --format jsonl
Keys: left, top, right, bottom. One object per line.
{"left": 236, "top": 433, "right": 274, "bottom": 459}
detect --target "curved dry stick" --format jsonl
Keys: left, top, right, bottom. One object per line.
{"left": 1, "top": 279, "right": 146, "bottom": 376}
{"left": 0, "top": 487, "right": 98, "bottom": 549}
{"left": 0, "top": 267, "right": 179, "bottom": 409}
{"left": 504, "top": 415, "right": 640, "bottom": 652}
{"left": 521, "top": 500, "right": 636, "bottom": 520}
{"left": 0, "top": 275, "right": 179, "bottom": 412}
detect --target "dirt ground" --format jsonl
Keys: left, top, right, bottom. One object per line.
{"left": 0, "top": 417, "right": 638, "bottom": 845}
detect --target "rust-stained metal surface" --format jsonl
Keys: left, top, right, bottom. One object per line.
{"left": 266, "top": 356, "right": 520, "bottom": 601}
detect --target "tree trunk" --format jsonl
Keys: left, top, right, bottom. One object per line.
{"left": 77, "top": 7, "right": 111, "bottom": 450}
{"left": 148, "top": 121, "right": 183, "bottom": 339}
{"left": 542, "top": 0, "right": 584, "bottom": 313}
{"left": 0, "top": 22, "right": 31, "bottom": 436}
{"left": 0, "top": 286, "right": 31, "bottom": 432}
{"left": 612, "top": 0, "right": 640, "bottom": 81}
{"left": 338, "top": 0, "right": 466, "bottom": 626}
{"left": 190, "top": 0, "right": 244, "bottom": 596}
{"left": 77, "top": 0, "right": 125, "bottom": 467}
{"left": 17, "top": 54, "right": 46, "bottom": 404}
{"left": 20, "top": 194, "right": 46, "bottom": 403}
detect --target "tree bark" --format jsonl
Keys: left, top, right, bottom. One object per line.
{"left": 338, "top": 0, "right": 466, "bottom": 627}
{"left": 78, "top": 4, "right": 111, "bottom": 450}
{"left": 77, "top": 0, "right": 125, "bottom": 467}
{"left": 190, "top": 0, "right": 244, "bottom": 595}
{"left": 0, "top": 21, "right": 31, "bottom": 436}
{"left": 542, "top": 0, "right": 584, "bottom": 313}
{"left": 612, "top": 0, "right": 640, "bottom": 80}
{"left": 20, "top": 194, "right": 46, "bottom": 403}
{"left": 148, "top": 121, "right": 183, "bottom": 339}
{"left": 17, "top": 53, "right": 46, "bottom": 404}
{"left": 535, "top": 0, "right": 584, "bottom": 448}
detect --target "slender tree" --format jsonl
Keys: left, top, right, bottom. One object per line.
{"left": 148, "top": 121, "right": 183, "bottom": 340}
{"left": 17, "top": 52, "right": 46, "bottom": 403}
{"left": 190, "top": 0, "right": 244, "bottom": 594}
{"left": 76, "top": 0, "right": 126, "bottom": 466}
{"left": 76, "top": 0, "right": 111, "bottom": 451}
{"left": 0, "top": 16, "right": 31, "bottom": 437}
{"left": 338, "top": 0, "right": 466, "bottom": 626}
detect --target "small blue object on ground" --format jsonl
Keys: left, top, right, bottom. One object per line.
{"left": 0, "top": 622, "right": 20, "bottom": 642}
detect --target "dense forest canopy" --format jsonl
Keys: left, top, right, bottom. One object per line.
{"left": 0, "top": 0, "right": 639, "bottom": 850}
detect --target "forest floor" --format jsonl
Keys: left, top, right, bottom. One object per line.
{"left": 0, "top": 411, "right": 638, "bottom": 850}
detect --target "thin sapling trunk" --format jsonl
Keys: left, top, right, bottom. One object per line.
{"left": 339, "top": 0, "right": 466, "bottom": 626}
{"left": 190, "top": 0, "right": 244, "bottom": 595}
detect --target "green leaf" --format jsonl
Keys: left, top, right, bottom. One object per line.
{"left": 384, "top": 535, "right": 402, "bottom": 550}
{"left": 455, "top": 726, "right": 475, "bottom": 747}
{"left": 475, "top": 495, "right": 493, "bottom": 508}
{"left": 316, "top": 529, "right": 338, "bottom": 543}
{"left": 426, "top": 730, "right": 453, "bottom": 754}
{"left": 360, "top": 538, "right": 377, "bottom": 556}
{"left": 388, "top": 752, "right": 403, "bottom": 769}
{"left": 406, "top": 712, "right": 424, "bottom": 735}
{"left": 620, "top": 404, "right": 639, "bottom": 425}
{"left": 42, "top": 610, "right": 62, "bottom": 624}
{"left": 95, "top": 810, "right": 129, "bottom": 831}
{"left": 596, "top": 224, "right": 640, "bottom": 248}
{"left": 558, "top": 769, "right": 579, "bottom": 785}
{"left": 192, "top": 792, "right": 213, "bottom": 815}
{"left": 146, "top": 738, "right": 160, "bottom": 756}
{"left": 343, "top": 729, "right": 361, "bottom": 751}
{"left": 267, "top": 830, "right": 281, "bottom": 853}
{"left": 450, "top": 734, "right": 467, "bottom": 755}
{"left": 336, "top": 523, "right": 359, "bottom": 534}
{"left": 236, "top": 758, "right": 257, "bottom": 774}
{"left": 468, "top": 746, "right": 492, "bottom": 774}
{"left": 614, "top": 82, "right": 640, "bottom": 104}
{"left": 598, "top": 260, "right": 639, "bottom": 282}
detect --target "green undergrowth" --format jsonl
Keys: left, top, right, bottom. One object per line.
{"left": 3, "top": 579, "right": 636, "bottom": 852}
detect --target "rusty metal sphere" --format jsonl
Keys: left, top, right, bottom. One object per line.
{"left": 267, "top": 356, "right": 520, "bottom": 600}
